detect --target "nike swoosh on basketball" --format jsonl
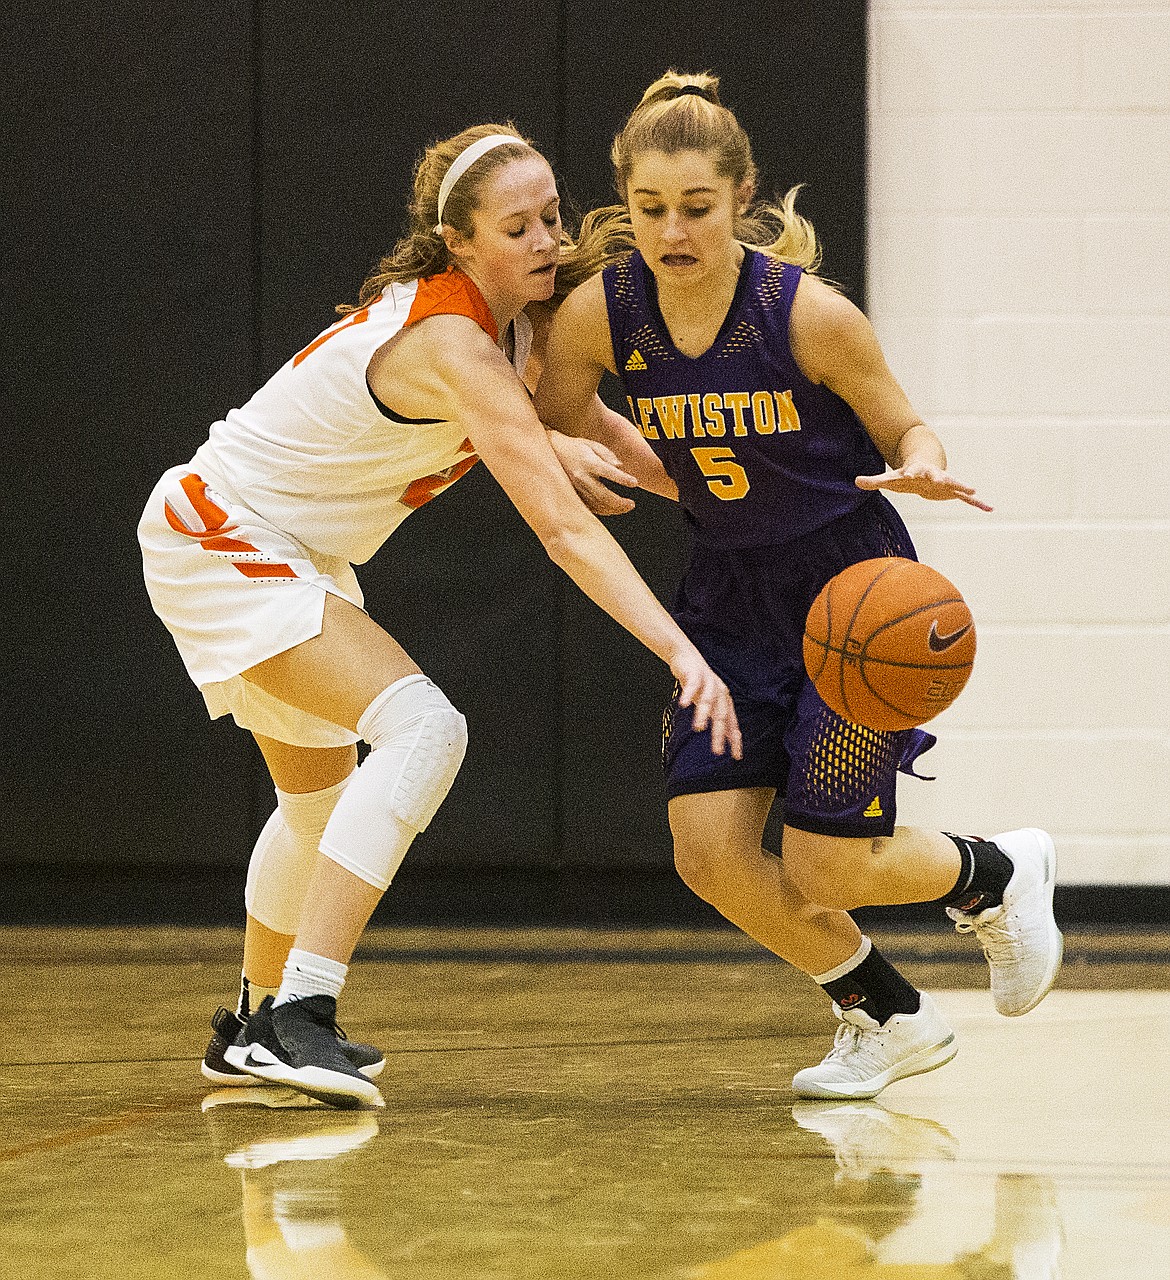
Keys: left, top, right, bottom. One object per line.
{"left": 928, "top": 620, "right": 971, "bottom": 652}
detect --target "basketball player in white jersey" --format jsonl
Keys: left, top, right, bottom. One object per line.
{"left": 139, "top": 123, "right": 742, "bottom": 1109}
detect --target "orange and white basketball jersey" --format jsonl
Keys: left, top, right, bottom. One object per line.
{"left": 190, "top": 269, "right": 532, "bottom": 565}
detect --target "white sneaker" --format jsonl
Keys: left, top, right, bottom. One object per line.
{"left": 791, "top": 1100, "right": 958, "bottom": 1183}
{"left": 791, "top": 993, "right": 958, "bottom": 1100}
{"left": 947, "top": 828, "right": 1063, "bottom": 1017}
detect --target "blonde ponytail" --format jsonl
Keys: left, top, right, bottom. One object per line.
{"left": 610, "top": 69, "right": 825, "bottom": 272}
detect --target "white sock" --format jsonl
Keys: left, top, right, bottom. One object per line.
{"left": 810, "top": 935, "right": 872, "bottom": 985}
{"left": 273, "top": 947, "right": 348, "bottom": 1007}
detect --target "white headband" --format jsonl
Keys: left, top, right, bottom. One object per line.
{"left": 434, "top": 133, "right": 524, "bottom": 234}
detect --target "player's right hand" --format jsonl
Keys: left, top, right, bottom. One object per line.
{"left": 546, "top": 431, "right": 639, "bottom": 516}
{"left": 855, "top": 463, "right": 993, "bottom": 511}
{"left": 670, "top": 647, "right": 743, "bottom": 760}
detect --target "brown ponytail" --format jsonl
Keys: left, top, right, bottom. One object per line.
{"left": 337, "top": 124, "right": 533, "bottom": 315}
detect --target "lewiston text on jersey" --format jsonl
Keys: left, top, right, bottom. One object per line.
{"left": 602, "top": 248, "right": 889, "bottom": 550}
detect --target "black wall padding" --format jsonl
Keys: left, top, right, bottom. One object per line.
{"left": 3, "top": 3, "right": 866, "bottom": 893}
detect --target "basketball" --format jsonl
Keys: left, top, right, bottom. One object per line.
{"left": 802, "top": 557, "right": 976, "bottom": 731}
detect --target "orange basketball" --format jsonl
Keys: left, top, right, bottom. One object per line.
{"left": 802, "top": 557, "right": 976, "bottom": 731}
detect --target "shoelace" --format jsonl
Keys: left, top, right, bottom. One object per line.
{"left": 826, "top": 1022, "right": 862, "bottom": 1059}
{"left": 826, "top": 1020, "right": 890, "bottom": 1073}
{"left": 952, "top": 911, "right": 1021, "bottom": 964}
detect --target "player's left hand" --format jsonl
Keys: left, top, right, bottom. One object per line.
{"left": 668, "top": 645, "right": 743, "bottom": 761}
{"left": 547, "top": 430, "right": 639, "bottom": 516}
{"left": 855, "top": 464, "right": 993, "bottom": 511}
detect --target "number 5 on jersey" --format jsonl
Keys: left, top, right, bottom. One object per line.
{"left": 692, "top": 447, "right": 750, "bottom": 501}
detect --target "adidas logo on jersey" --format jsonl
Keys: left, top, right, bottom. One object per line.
{"left": 863, "top": 796, "right": 883, "bottom": 819}
{"left": 625, "top": 348, "right": 647, "bottom": 371}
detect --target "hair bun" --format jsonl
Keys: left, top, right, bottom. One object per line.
{"left": 638, "top": 72, "right": 721, "bottom": 110}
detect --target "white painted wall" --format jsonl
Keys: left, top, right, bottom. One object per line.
{"left": 867, "top": 0, "right": 1170, "bottom": 884}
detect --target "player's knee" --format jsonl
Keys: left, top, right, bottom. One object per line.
{"left": 357, "top": 674, "right": 468, "bottom": 833}
{"left": 783, "top": 827, "right": 878, "bottom": 910}
{"left": 672, "top": 835, "right": 713, "bottom": 898}
{"left": 318, "top": 677, "right": 467, "bottom": 894}
{"left": 671, "top": 828, "right": 744, "bottom": 903}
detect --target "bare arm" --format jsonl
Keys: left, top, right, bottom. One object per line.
{"left": 374, "top": 314, "right": 740, "bottom": 757}
{"left": 536, "top": 275, "right": 678, "bottom": 506}
{"left": 790, "top": 275, "right": 992, "bottom": 512}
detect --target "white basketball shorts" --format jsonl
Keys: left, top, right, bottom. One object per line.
{"left": 138, "top": 465, "right": 362, "bottom": 748}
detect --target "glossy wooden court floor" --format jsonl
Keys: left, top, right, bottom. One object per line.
{"left": 3, "top": 926, "right": 1168, "bottom": 1278}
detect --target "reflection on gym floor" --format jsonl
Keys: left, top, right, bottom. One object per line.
{"left": 3, "top": 928, "right": 1167, "bottom": 1278}
{"left": 204, "top": 1086, "right": 1067, "bottom": 1280}
{"left": 204, "top": 1089, "right": 385, "bottom": 1279}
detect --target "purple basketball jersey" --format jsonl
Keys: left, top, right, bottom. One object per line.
{"left": 602, "top": 249, "right": 885, "bottom": 549}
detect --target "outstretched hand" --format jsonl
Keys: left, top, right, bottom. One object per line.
{"left": 670, "top": 648, "right": 743, "bottom": 761}
{"left": 855, "top": 464, "right": 993, "bottom": 512}
{"left": 547, "top": 431, "right": 639, "bottom": 516}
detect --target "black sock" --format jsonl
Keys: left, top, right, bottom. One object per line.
{"left": 935, "top": 833, "right": 1014, "bottom": 913}
{"left": 818, "top": 941, "right": 921, "bottom": 1025}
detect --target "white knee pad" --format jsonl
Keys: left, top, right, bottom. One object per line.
{"left": 318, "top": 675, "right": 467, "bottom": 891}
{"left": 244, "top": 775, "right": 352, "bottom": 935}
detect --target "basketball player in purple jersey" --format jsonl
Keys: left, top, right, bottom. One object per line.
{"left": 537, "top": 72, "right": 1064, "bottom": 1098}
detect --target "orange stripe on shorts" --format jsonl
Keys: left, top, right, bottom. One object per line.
{"left": 202, "top": 534, "right": 262, "bottom": 554}
{"left": 233, "top": 561, "right": 298, "bottom": 579}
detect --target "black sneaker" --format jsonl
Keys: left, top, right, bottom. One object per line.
{"left": 224, "top": 996, "right": 385, "bottom": 1109}
{"left": 201, "top": 1005, "right": 386, "bottom": 1086}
